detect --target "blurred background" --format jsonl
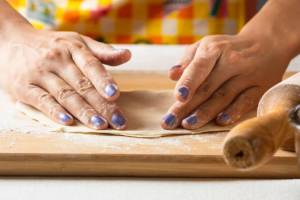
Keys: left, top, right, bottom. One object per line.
{"left": 8, "top": 0, "right": 267, "bottom": 45}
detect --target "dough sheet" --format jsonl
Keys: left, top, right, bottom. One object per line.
{"left": 16, "top": 90, "right": 255, "bottom": 138}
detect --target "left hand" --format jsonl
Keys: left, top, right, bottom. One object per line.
{"left": 161, "top": 34, "right": 290, "bottom": 130}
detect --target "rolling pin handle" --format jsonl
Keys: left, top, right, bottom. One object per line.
{"left": 289, "top": 104, "right": 300, "bottom": 126}
{"left": 289, "top": 104, "right": 300, "bottom": 169}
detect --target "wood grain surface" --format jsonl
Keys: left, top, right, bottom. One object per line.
{"left": 0, "top": 71, "right": 299, "bottom": 178}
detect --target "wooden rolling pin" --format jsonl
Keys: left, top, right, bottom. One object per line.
{"left": 223, "top": 72, "right": 300, "bottom": 170}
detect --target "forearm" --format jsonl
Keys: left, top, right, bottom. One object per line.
{"left": 0, "top": 1, "right": 34, "bottom": 40}
{"left": 239, "top": 0, "right": 300, "bottom": 60}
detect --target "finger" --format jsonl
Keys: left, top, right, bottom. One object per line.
{"left": 175, "top": 42, "right": 222, "bottom": 102}
{"left": 181, "top": 80, "right": 250, "bottom": 130}
{"left": 169, "top": 42, "right": 200, "bottom": 81}
{"left": 69, "top": 46, "right": 120, "bottom": 101}
{"left": 161, "top": 74, "right": 243, "bottom": 129}
{"left": 216, "top": 87, "right": 262, "bottom": 126}
{"left": 163, "top": 76, "right": 244, "bottom": 129}
{"left": 37, "top": 73, "right": 108, "bottom": 130}
{"left": 18, "top": 85, "right": 74, "bottom": 126}
{"left": 191, "top": 65, "right": 237, "bottom": 105}
{"left": 160, "top": 101, "right": 184, "bottom": 130}
{"left": 56, "top": 64, "right": 127, "bottom": 130}
{"left": 82, "top": 35, "right": 131, "bottom": 66}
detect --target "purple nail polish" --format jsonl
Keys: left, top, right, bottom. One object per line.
{"left": 185, "top": 115, "right": 198, "bottom": 125}
{"left": 105, "top": 84, "right": 118, "bottom": 97}
{"left": 171, "top": 64, "right": 181, "bottom": 70}
{"left": 163, "top": 113, "right": 177, "bottom": 127}
{"left": 112, "top": 113, "right": 126, "bottom": 127}
{"left": 178, "top": 86, "right": 189, "bottom": 100}
{"left": 59, "top": 113, "right": 72, "bottom": 123}
{"left": 218, "top": 113, "right": 230, "bottom": 122}
{"left": 91, "top": 115, "right": 105, "bottom": 128}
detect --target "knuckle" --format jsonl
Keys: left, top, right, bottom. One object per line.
{"left": 95, "top": 101, "right": 116, "bottom": 117}
{"left": 198, "top": 82, "right": 211, "bottom": 94}
{"left": 180, "top": 77, "right": 194, "bottom": 87}
{"left": 76, "top": 77, "right": 94, "bottom": 95}
{"left": 192, "top": 56, "right": 210, "bottom": 67}
{"left": 71, "top": 42, "right": 86, "bottom": 50}
{"left": 214, "top": 89, "right": 227, "bottom": 98}
{"left": 77, "top": 106, "right": 94, "bottom": 120}
{"left": 83, "top": 57, "right": 101, "bottom": 69}
{"left": 228, "top": 51, "right": 242, "bottom": 65}
{"left": 207, "top": 41, "right": 228, "bottom": 51}
{"left": 37, "top": 93, "right": 56, "bottom": 109}
{"left": 43, "top": 48, "right": 63, "bottom": 60}
{"left": 38, "top": 92, "right": 53, "bottom": 103}
{"left": 201, "top": 35, "right": 219, "bottom": 43}
{"left": 57, "top": 88, "right": 77, "bottom": 102}
{"left": 66, "top": 32, "right": 81, "bottom": 39}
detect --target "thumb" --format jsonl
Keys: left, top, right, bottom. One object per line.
{"left": 82, "top": 35, "right": 131, "bottom": 66}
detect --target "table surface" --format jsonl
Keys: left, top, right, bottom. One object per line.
{"left": 1, "top": 45, "right": 300, "bottom": 200}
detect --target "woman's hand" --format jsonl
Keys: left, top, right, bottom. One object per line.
{"left": 161, "top": 34, "right": 291, "bottom": 130}
{"left": 0, "top": 29, "right": 131, "bottom": 130}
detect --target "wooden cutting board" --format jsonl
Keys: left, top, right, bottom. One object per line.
{"left": 0, "top": 71, "right": 299, "bottom": 178}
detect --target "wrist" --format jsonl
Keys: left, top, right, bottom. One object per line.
{"left": 0, "top": 21, "right": 36, "bottom": 45}
{"left": 239, "top": 23, "right": 300, "bottom": 63}
{"left": 238, "top": 0, "right": 300, "bottom": 61}
{"left": 0, "top": 1, "right": 35, "bottom": 44}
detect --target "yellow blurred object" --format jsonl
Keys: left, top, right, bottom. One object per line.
{"left": 8, "top": 0, "right": 245, "bottom": 44}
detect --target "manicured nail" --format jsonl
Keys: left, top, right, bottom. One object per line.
{"left": 217, "top": 112, "right": 231, "bottom": 123}
{"left": 171, "top": 64, "right": 181, "bottom": 70}
{"left": 90, "top": 115, "right": 105, "bottom": 128}
{"left": 112, "top": 113, "right": 126, "bottom": 127}
{"left": 105, "top": 84, "right": 118, "bottom": 97}
{"left": 59, "top": 113, "right": 72, "bottom": 123}
{"left": 163, "top": 113, "right": 177, "bottom": 127}
{"left": 185, "top": 115, "right": 198, "bottom": 125}
{"left": 178, "top": 86, "right": 189, "bottom": 100}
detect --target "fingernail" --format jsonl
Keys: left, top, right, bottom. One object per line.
{"left": 59, "top": 113, "right": 72, "bottom": 123}
{"left": 171, "top": 64, "right": 181, "bottom": 70}
{"left": 217, "top": 112, "right": 231, "bottom": 123}
{"left": 112, "top": 113, "right": 126, "bottom": 127}
{"left": 105, "top": 84, "right": 118, "bottom": 97}
{"left": 90, "top": 115, "right": 105, "bottom": 128}
{"left": 185, "top": 115, "right": 198, "bottom": 125}
{"left": 163, "top": 113, "right": 177, "bottom": 127}
{"left": 178, "top": 86, "right": 189, "bottom": 100}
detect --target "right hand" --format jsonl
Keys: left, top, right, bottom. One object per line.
{"left": 0, "top": 29, "right": 131, "bottom": 130}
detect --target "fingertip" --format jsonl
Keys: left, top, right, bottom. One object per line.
{"left": 161, "top": 113, "right": 178, "bottom": 130}
{"left": 58, "top": 112, "right": 74, "bottom": 126}
{"left": 90, "top": 115, "right": 109, "bottom": 130}
{"left": 176, "top": 86, "right": 190, "bottom": 102}
{"left": 104, "top": 83, "right": 120, "bottom": 101}
{"left": 182, "top": 115, "right": 199, "bottom": 130}
{"left": 111, "top": 112, "right": 127, "bottom": 130}
{"left": 169, "top": 65, "right": 183, "bottom": 81}
{"left": 111, "top": 48, "right": 132, "bottom": 64}
{"left": 215, "top": 112, "right": 234, "bottom": 126}
{"left": 98, "top": 48, "right": 131, "bottom": 66}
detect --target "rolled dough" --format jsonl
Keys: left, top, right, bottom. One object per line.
{"left": 16, "top": 90, "right": 255, "bottom": 138}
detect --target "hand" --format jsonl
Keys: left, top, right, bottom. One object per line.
{"left": 162, "top": 34, "right": 290, "bottom": 129}
{"left": 0, "top": 29, "right": 131, "bottom": 130}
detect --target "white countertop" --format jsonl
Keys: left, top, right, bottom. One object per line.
{"left": 111, "top": 45, "right": 300, "bottom": 72}
{"left": 1, "top": 45, "right": 300, "bottom": 200}
{"left": 0, "top": 178, "right": 299, "bottom": 200}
